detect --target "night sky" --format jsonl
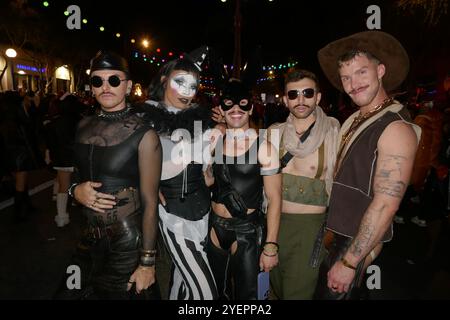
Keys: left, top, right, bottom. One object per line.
{"left": 1, "top": 0, "right": 449, "bottom": 89}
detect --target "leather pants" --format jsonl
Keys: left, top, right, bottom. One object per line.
{"left": 206, "top": 210, "right": 265, "bottom": 300}
{"left": 53, "top": 214, "right": 160, "bottom": 300}
{"left": 313, "top": 232, "right": 366, "bottom": 300}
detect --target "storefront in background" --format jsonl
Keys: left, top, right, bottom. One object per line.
{"left": 13, "top": 61, "right": 46, "bottom": 92}
{"left": 54, "top": 65, "right": 72, "bottom": 93}
{"left": 1, "top": 45, "right": 74, "bottom": 93}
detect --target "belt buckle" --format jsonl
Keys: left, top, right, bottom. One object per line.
{"left": 105, "top": 226, "right": 115, "bottom": 238}
{"left": 89, "top": 226, "right": 102, "bottom": 239}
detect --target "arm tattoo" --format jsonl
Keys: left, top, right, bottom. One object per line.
{"left": 349, "top": 205, "right": 383, "bottom": 258}
{"left": 374, "top": 154, "right": 407, "bottom": 198}
{"left": 378, "top": 169, "right": 390, "bottom": 178}
{"left": 374, "top": 180, "right": 406, "bottom": 198}
{"left": 378, "top": 154, "right": 406, "bottom": 176}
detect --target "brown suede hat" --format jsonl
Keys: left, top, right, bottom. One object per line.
{"left": 318, "top": 31, "right": 409, "bottom": 92}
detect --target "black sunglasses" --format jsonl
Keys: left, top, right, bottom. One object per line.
{"left": 287, "top": 88, "right": 315, "bottom": 100}
{"left": 90, "top": 75, "right": 127, "bottom": 88}
{"left": 221, "top": 98, "right": 252, "bottom": 112}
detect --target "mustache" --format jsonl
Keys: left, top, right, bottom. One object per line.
{"left": 349, "top": 86, "right": 368, "bottom": 95}
{"left": 293, "top": 104, "right": 311, "bottom": 109}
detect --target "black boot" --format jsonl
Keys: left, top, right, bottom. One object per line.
{"left": 14, "top": 191, "right": 28, "bottom": 222}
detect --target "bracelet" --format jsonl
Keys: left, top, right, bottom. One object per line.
{"left": 264, "top": 242, "right": 279, "bottom": 248}
{"left": 263, "top": 251, "right": 278, "bottom": 257}
{"left": 341, "top": 257, "right": 357, "bottom": 270}
{"left": 138, "top": 265, "right": 155, "bottom": 270}
{"left": 263, "top": 242, "right": 279, "bottom": 257}
{"left": 68, "top": 183, "right": 79, "bottom": 198}
{"left": 140, "top": 255, "right": 156, "bottom": 267}
{"left": 263, "top": 242, "right": 279, "bottom": 250}
{"left": 140, "top": 249, "right": 157, "bottom": 256}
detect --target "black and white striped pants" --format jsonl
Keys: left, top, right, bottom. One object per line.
{"left": 159, "top": 206, "right": 218, "bottom": 300}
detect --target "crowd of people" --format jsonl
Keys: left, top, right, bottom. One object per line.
{"left": 1, "top": 30, "right": 449, "bottom": 300}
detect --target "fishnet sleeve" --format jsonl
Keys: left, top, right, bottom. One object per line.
{"left": 138, "top": 129, "right": 162, "bottom": 251}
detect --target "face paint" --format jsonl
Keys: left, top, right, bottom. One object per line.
{"left": 169, "top": 72, "right": 198, "bottom": 98}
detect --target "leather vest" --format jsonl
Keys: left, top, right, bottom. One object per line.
{"left": 327, "top": 107, "right": 413, "bottom": 242}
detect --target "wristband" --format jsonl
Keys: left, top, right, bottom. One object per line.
{"left": 341, "top": 257, "right": 357, "bottom": 270}
{"left": 264, "top": 242, "right": 279, "bottom": 248}
{"left": 263, "top": 251, "right": 278, "bottom": 257}
{"left": 68, "top": 183, "right": 79, "bottom": 198}
{"left": 140, "top": 255, "right": 156, "bottom": 267}
{"left": 140, "top": 249, "right": 157, "bottom": 257}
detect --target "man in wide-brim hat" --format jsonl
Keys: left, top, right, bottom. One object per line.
{"left": 318, "top": 31, "right": 410, "bottom": 93}
{"left": 313, "top": 31, "right": 421, "bottom": 300}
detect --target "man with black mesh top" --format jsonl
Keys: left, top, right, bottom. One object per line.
{"left": 54, "top": 51, "right": 162, "bottom": 299}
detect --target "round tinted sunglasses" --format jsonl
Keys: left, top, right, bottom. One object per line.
{"left": 221, "top": 98, "right": 252, "bottom": 112}
{"left": 287, "top": 88, "right": 315, "bottom": 100}
{"left": 90, "top": 75, "right": 128, "bottom": 88}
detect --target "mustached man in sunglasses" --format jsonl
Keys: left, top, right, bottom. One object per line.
{"left": 315, "top": 31, "right": 420, "bottom": 300}
{"left": 267, "top": 69, "right": 340, "bottom": 299}
{"left": 205, "top": 79, "right": 282, "bottom": 299}
{"left": 54, "top": 51, "right": 162, "bottom": 299}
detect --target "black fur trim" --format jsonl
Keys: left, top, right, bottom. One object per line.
{"left": 133, "top": 102, "right": 214, "bottom": 136}
{"left": 132, "top": 102, "right": 173, "bottom": 134}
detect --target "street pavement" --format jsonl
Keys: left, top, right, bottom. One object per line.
{"left": 0, "top": 169, "right": 449, "bottom": 300}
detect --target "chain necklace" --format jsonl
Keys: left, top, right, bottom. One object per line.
{"left": 334, "top": 97, "right": 394, "bottom": 177}
{"left": 97, "top": 104, "right": 131, "bottom": 121}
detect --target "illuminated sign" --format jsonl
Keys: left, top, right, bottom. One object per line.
{"left": 16, "top": 64, "right": 46, "bottom": 73}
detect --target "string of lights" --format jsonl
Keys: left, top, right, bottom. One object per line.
{"left": 40, "top": 0, "right": 295, "bottom": 88}
{"left": 40, "top": 2, "right": 183, "bottom": 60}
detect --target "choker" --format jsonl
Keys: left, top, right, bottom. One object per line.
{"left": 225, "top": 129, "right": 257, "bottom": 141}
{"left": 97, "top": 105, "right": 131, "bottom": 121}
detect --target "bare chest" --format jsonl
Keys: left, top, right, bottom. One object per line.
{"left": 283, "top": 149, "right": 327, "bottom": 179}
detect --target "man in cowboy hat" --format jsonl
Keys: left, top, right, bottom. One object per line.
{"left": 314, "top": 31, "right": 421, "bottom": 300}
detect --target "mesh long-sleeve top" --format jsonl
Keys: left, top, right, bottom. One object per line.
{"left": 74, "top": 106, "right": 162, "bottom": 251}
